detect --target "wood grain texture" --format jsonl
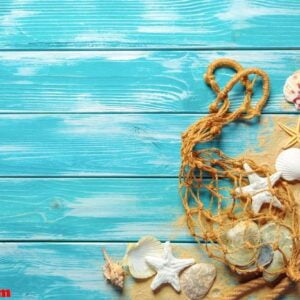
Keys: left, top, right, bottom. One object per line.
{"left": 0, "top": 50, "right": 299, "bottom": 113}
{"left": 0, "top": 114, "right": 292, "bottom": 176}
{"left": 0, "top": 1, "right": 300, "bottom": 49}
{"left": 0, "top": 178, "right": 191, "bottom": 241}
{"left": 0, "top": 242, "right": 299, "bottom": 300}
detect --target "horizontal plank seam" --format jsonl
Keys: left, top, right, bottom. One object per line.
{"left": 0, "top": 112, "right": 297, "bottom": 115}
{"left": 0, "top": 47, "right": 299, "bottom": 52}
{"left": 0, "top": 240, "right": 202, "bottom": 244}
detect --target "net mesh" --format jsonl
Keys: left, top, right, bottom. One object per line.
{"left": 179, "top": 58, "right": 300, "bottom": 283}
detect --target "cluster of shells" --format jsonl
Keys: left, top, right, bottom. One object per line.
{"left": 123, "top": 236, "right": 216, "bottom": 300}
{"left": 219, "top": 220, "right": 293, "bottom": 282}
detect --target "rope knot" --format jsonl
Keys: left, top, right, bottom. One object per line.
{"left": 210, "top": 125, "right": 222, "bottom": 136}
{"left": 209, "top": 102, "right": 219, "bottom": 113}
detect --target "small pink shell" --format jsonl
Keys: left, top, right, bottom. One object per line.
{"left": 283, "top": 71, "right": 300, "bottom": 110}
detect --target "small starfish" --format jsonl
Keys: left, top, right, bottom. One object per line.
{"left": 278, "top": 118, "right": 300, "bottom": 149}
{"left": 235, "top": 163, "right": 282, "bottom": 214}
{"left": 145, "top": 241, "right": 194, "bottom": 292}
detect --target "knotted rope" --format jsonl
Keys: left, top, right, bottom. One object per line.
{"left": 179, "top": 58, "right": 300, "bottom": 300}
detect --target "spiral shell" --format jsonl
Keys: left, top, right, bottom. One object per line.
{"left": 275, "top": 148, "right": 300, "bottom": 181}
{"left": 283, "top": 70, "right": 300, "bottom": 110}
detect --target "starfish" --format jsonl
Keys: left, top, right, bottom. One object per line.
{"left": 278, "top": 118, "right": 300, "bottom": 149}
{"left": 235, "top": 163, "right": 282, "bottom": 214}
{"left": 145, "top": 241, "right": 194, "bottom": 292}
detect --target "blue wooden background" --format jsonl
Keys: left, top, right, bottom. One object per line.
{"left": 0, "top": 1, "right": 299, "bottom": 299}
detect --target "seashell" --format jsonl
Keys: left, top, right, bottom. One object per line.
{"left": 180, "top": 263, "right": 216, "bottom": 300}
{"left": 123, "top": 236, "right": 163, "bottom": 279}
{"left": 238, "top": 244, "right": 273, "bottom": 273}
{"left": 283, "top": 70, "right": 300, "bottom": 110}
{"left": 263, "top": 250, "right": 285, "bottom": 282}
{"left": 102, "top": 248, "right": 125, "bottom": 289}
{"left": 260, "top": 222, "right": 293, "bottom": 260}
{"left": 224, "top": 221, "right": 260, "bottom": 267}
{"left": 257, "top": 244, "right": 274, "bottom": 268}
{"left": 275, "top": 148, "right": 300, "bottom": 181}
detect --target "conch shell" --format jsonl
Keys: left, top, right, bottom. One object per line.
{"left": 102, "top": 248, "right": 125, "bottom": 289}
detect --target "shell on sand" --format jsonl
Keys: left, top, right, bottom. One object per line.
{"left": 275, "top": 148, "right": 300, "bottom": 181}
{"left": 180, "top": 263, "right": 216, "bottom": 300}
{"left": 123, "top": 236, "right": 163, "bottom": 279}
{"left": 224, "top": 221, "right": 260, "bottom": 267}
{"left": 260, "top": 222, "right": 293, "bottom": 260}
{"left": 263, "top": 250, "right": 285, "bottom": 282}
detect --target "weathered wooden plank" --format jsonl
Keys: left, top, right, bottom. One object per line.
{"left": 0, "top": 50, "right": 298, "bottom": 113}
{"left": 0, "top": 242, "right": 298, "bottom": 299}
{"left": 0, "top": 178, "right": 191, "bottom": 241}
{"left": 0, "top": 114, "right": 295, "bottom": 176}
{"left": 0, "top": 1, "right": 300, "bottom": 49}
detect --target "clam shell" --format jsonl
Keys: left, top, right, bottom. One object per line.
{"left": 224, "top": 221, "right": 260, "bottom": 267}
{"left": 283, "top": 70, "right": 300, "bottom": 110}
{"left": 275, "top": 148, "right": 300, "bottom": 181}
{"left": 180, "top": 263, "right": 216, "bottom": 300}
{"left": 237, "top": 244, "right": 273, "bottom": 273}
{"left": 257, "top": 244, "right": 274, "bottom": 268}
{"left": 260, "top": 222, "right": 293, "bottom": 260}
{"left": 263, "top": 250, "right": 285, "bottom": 282}
{"left": 123, "top": 236, "right": 163, "bottom": 279}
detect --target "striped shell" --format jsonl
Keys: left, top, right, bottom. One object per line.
{"left": 283, "top": 70, "right": 300, "bottom": 110}
{"left": 275, "top": 148, "right": 300, "bottom": 181}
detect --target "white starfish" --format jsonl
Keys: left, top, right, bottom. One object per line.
{"left": 235, "top": 163, "right": 283, "bottom": 214}
{"left": 145, "top": 241, "right": 194, "bottom": 292}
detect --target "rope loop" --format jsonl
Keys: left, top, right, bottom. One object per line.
{"left": 203, "top": 58, "right": 270, "bottom": 121}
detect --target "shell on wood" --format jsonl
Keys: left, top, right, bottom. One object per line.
{"left": 275, "top": 148, "right": 300, "bottom": 181}
{"left": 283, "top": 70, "right": 300, "bottom": 110}
{"left": 260, "top": 222, "right": 293, "bottom": 260}
{"left": 263, "top": 250, "right": 285, "bottom": 282}
{"left": 224, "top": 221, "right": 260, "bottom": 267}
{"left": 102, "top": 248, "right": 125, "bottom": 289}
{"left": 180, "top": 263, "right": 216, "bottom": 300}
{"left": 123, "top": 236, "right": 163, "bottom": 279}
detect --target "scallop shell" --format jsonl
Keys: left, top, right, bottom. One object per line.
{"left": 263, "top": 250, "right": 285, "bottom": 282}
{"left": 283, "top": 70, "right": 300, "bottom": 110}
{"left": 260, "top": 222, "right": 293, "bottom": 260}
{"left": 275, "top": 148, "right": 300, "bottom": 181}
{"left": 123, "top": 236, "right": 163, "bottom": 279}
{"left": 224, "top": 221, "right": 260, "bottom": 267}
{"left": 180, "top": 263, "right": 216, "bottom": 300}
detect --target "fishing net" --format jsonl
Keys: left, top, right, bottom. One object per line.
{"left": 179, "top": 58, "right": 300, "bottom": 299}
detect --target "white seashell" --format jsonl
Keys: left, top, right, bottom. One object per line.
{"left": 123, "top": 236, "right": 163, "bottom": 279}
{"left": 180, "top": 263, "right": 216, "bottom": 300}
{"left": 283, "top": 70, "right": 300, "bottom": 110}
{"left": 260, "top": 222, "right": 293, "bottom": 260}
{"left": 224, "top": 221, "right": 260, "bottom": 267}
{"left": 263, "top": 250, "right": 285, "bottom": 282}
{"left": 275, "top": 148, "right": 300, "bottom": 181}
